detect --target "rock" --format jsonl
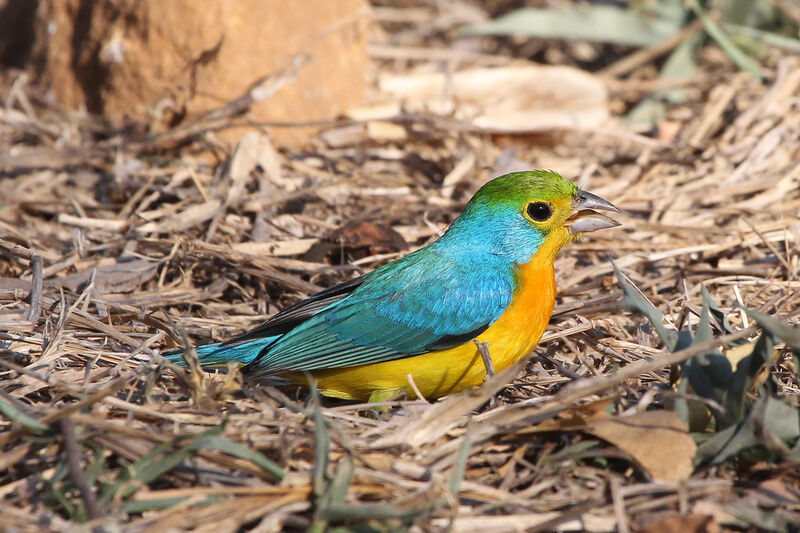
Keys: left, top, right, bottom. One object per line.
{"left": 0, "top": 0, "right": 37, "bottom": 67}
{"left": 26, "top": 0, "right": 369, "bottom": 144}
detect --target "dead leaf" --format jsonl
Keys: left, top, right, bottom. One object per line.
{"left": 641, "top": 513, "right": 720, "bottom": 533}
{"left": 724, "top": 342, "right": 757, "bottom": 370}
{"left": 366, "top": 120, "right": 407, "bottom": 142}
{"left": 533, "top": 397, "right": 615, "bottom": 431}
{"left": 657, "top": 119, "right": 682, "bottom": 143}
{"left": 227, "top": 131, "right": 279, "bottom": 205}
{"left": 319, "top": 124, "right": 367, "bottom": 147}
{"left": 372, "top": 65, "right": 608, "bottom": 132}
{"left": 55, "top": 259, "right": 158, "bottom": 294}
{"left": 304, "top": 221, "right": 408, "bottom": 263}
{"left": 136, "top": 200, "right": 221, "bottom": 234}
{"left": 174, "top": 335, "right": 241, "bottom": 409}
{"left": 206, "top": 361, "right": 245, "bottom": 402}
{"left": 585, "top": 410, "right": 696, "bottom": 482}
{"left": 723, "top": 341, "right": 782, "bottom": 371}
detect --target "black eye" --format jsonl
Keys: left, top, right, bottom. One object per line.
{"left": 526, "top": 202, "right": 552, "bottom": 222}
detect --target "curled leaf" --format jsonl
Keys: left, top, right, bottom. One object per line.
{"left": 586, "top": 411, "right": 696, "bottom": 482}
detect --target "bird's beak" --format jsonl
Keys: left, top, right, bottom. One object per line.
{"left": 566, "top": 190, "right": 621, "bottom": 234}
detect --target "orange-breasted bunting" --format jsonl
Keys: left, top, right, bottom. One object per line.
{"left": 168, "top": 170, "right": 620, "bottom": 400}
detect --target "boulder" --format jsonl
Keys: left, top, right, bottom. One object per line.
{"left": 26, "top": 0, "right": 369, "bottom": 144}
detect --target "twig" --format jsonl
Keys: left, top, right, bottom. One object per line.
{"left": 474, "top": 340, "right": 495, "bottom": 380}
{"left": 678, "top": 480, "right": 689, "bottom": 516}
{"left": 0, "top": 239, "right": 43, "bottom": 324}
{"left": 744, "top": 218, "right": 793, "bottom": 275}
{"left": 610, "top": 475, "right": 630, "bottom": 533}
{"left": 474, "top": 340, "right": 498, "bottom": 408}
{"left": 59, "top": 418, "right": 101, "bottom": 520}
{"left": 406, "top": 374, "right": 429, "bottom": 404}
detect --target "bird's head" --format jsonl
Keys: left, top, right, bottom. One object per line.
{"left": 441, "top": 170, "right": 620, "bottom": 265}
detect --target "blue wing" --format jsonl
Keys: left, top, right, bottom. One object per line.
{"left": 244, "top": 247, "right": 515, "bottom": 376}
{"left": 165, "top": 276, "right": 365, "bottom": 367}
{"left": 172, "top": 337, "right": 278, "bottom": 367}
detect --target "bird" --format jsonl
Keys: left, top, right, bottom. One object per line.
{"left": 167, "top": 170, "right": 620, "bottom": 401}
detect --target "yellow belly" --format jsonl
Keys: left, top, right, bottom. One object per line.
{"left": 308, "top": 259, "right": 557, "bottom": 401}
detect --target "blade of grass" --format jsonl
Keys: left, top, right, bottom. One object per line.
{"left": 189, "top": 435, "right": 284, "bottom": 480}
{"left": 309, "top": 379, "right": 332, "bottom": 533}
{"left": 687, "top": 0, "right": 764, "bottom": 79}
{"left": 0, "top": 390, "right": 50, "bottom": 435}
{"left": 724, "top": 23, "right": 800, "bottom": 54}
{"left": 461, "top": 5, "right": 681, "bottom": 47}
{"left": 448, "top": 434, "right": 472, "bottom": 494}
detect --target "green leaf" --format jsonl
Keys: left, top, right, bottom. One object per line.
{"left": 725, "top": 332, "right": 774, "bottom": 423}
{"left": 675, "top": 366, "right": 692, "bottom": 426}
{"left": 761, "top": 393, "right": 800, "bottom": 442}
{"left": 696, "top": 292, "right": 713, "bottom": 344}
{"left": 612, "top": 260, "right": 679, "bottom": 350}
{"left": 130, "top": 438, "right": 202, "bottom": 485}
{"left": 702, "top": 285, "right": 734, "bottom": 335}
{"left": 0, "top": 392, "right": 50, "bottom": 435}
{"left": 49, "top": 479, "right": 78, "bottom": 519}
{"left": 329, "top": 525, "right": 391, "bottom": 533}
{"left": 461, "top": 5, "right": 682, "bottom": 47}
{"left": 789, "top": 436, "right": 800, "bottom": 462}
{"left": 681, "top": 293, "right": 733, "bottom": 423}
{"left": 696, "top": 392, "right": 800, "bottom": 465}
{"left": 721, "top": 0, "right": 759, "bottom": 25}
{"left": 746, "top": 309, "right": 800, "bottom": 350}
{"left": 316, "top": 454, "right": 428, "bottom": 530}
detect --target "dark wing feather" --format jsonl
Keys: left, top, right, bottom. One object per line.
{"left": 219, "top": 275, "right": 365, "bottom": 347}
{"left": 423, "top": 323, "right": 491, "bottom": 351}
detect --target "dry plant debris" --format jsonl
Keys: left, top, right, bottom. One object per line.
{"left": 1, "top": 1, "right": 800, "bottom": 532}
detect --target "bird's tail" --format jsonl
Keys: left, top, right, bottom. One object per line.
{"left": 163, "top": 337, "right": 278, "bottom": 368}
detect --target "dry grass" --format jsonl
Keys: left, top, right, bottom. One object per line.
{"left": 1, "top": 2, "right": 800, "bottom": 532}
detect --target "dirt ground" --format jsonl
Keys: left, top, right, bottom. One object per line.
{"left": 1, "top": 1, "right": 799, "bottom": 532}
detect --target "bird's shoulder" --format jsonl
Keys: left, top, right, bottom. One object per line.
{"left": 335, "top": 245, "right": 517, "bottom": 334}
